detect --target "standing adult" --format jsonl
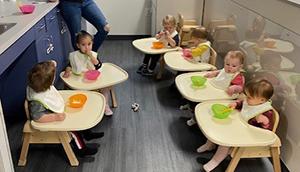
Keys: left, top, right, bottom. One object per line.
{"left": 51, "top": 0, "right": 110, "bottom": 52}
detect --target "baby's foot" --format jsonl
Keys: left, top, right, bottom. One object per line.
{"left": 197, "top": 143, "right": 216, "bottom": 153}
{"left": 186, "top": 118, "right": 196, "bottom": 126}
{"left": 105, "top": 105, "right": 113, "bottom": 116}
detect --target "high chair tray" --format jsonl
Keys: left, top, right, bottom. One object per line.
{"left": 31, "top": 90, "right": 105, "bottom": 131}
{"left": 195, "top": 100, "right": 277, "bottom": 147}
{"left": 175, "top": 72, "right": 236, "bottom": 102}
{"left": 132, "top": 37, "right": 179, "bottom": 54}
{"left": 60, "top": 63, "right": 128, "bottom": 90}
{"left": 164, "top": 51, "right": 216, "bottom": 71}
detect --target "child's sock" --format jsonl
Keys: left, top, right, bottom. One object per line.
{"left": 203, "top": 146, "right": 230, "bottom": 171}
{"left": 197, "top": 140, "right": 216, "bottom": 153}
{"left": 105, "top": 104, "right": 113, "bottom": 116}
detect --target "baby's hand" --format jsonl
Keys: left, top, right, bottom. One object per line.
{"left": 56, "top": 113, "right": 66, "bottom": 121}
{"left": 204, "top": 72, "right": 214, "bottom": 78}
{"left": 90, "top": 58, "right": 99, "bottom": 65}
{"left": 226, "top": 87, "right": 236, "bottom": 96}
{"left": 228, "top": 102, "right": 237, "bottom": 109}
{"left": 62, "top": 67, "right": 72, "bottom": 78}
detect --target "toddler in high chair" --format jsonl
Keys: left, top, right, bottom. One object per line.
{"left": 27, "top": 61, "right": 103, "bottom": 157}
{"left": 198, "top": 79, "right": 275, "bottom": 172}
{"left": 183, "top": 27, "right": 211, "bottom": 63}
{"left": 63, "top": 30, "right": 113, "bottom": 116}
{"left": 136, "top": 15, "right": 180, "bottom": 76}
{"left": 186, "top": 50, "right": 245, "bottom": 126}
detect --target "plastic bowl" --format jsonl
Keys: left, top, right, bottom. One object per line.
{"left": 152, "top": 41, "right": 164, "bottom": 49}
{"left": 183, "top": 49, "right": 192, "bottom": 58}
{"left": 264, "top": 40, "right": 276, "bottom": 48}
{"left": 69, "top": 94, "right": 87, "bottom": 108}
{"left": 19, "top": 4, "right": 35, "bottom": 14}
{"left": 191, "top": 76, "right": 207, "bottom": 87}
{"left": 211, "top": 104, "right": 232, "bottom": 119}
{"left": 84, "top": 70, "right": 100, "bottom": 80}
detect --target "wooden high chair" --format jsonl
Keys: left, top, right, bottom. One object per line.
{"left": 226, "top": 109, "right": 281, "bottom": 172}
{"left": 208, "top": 15, "right": 239, "bottom": 54}
{"left": 18, "top": 101, "right": 78, "bottom": 166}
{"left": 177, "top": 13, "right": 201, "bottom": 47}
{"left": 18, "top": 90, "right": 105, "bottom": 167}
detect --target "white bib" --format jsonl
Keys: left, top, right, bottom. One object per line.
{"left": 27, "top": 86, "right": 65, "bottom": 113}
{"left": 210, "top": 69, "right": 238, "bottom": 90}
{"left": 240, "top": 101, "right": 273, "bottom": 122}
{"left": 69, "top": 50, "right": 97, "bottom": 75}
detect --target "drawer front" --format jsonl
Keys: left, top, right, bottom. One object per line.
{"left": 34, "top": 18, "right": 46, "bottom": 39}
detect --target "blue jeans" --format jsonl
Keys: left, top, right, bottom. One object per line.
{"left": 59, "top": 0, "right": 108, "bottom": 51}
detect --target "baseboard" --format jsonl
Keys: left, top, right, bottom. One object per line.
{"left": 106, "top": 35, "right": 151, "bottom": 40}
{"left": 280, "top": 159, "right": 290, "bottom": 172}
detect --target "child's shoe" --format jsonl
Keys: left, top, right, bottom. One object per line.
{"left": 77, "top": 145, "right": 98, "bottom": 157}
{"left": 83, "top": 131, "right": 104, "bottom": 141}
{"left": 105, "top": 104, "right": 113, "bottom": 116}
{"left": 137, "top": 65, "right": 146, "bottom": 74}
{"left": 186, "top": 118, "right": 196, "bottom": 126}
{"left": 141, "top": 69, "right": 154, "bottom": 76}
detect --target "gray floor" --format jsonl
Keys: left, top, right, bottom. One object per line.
{"left": 7, "top": 40, "right": 280, "bottom": 172}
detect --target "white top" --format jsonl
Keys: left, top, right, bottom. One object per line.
{"left": 60, "top": 63, "right": 128, "bottom": 90}
{"left": 164, "top": 51, "right": 216, "bottom": 72}
{"left": 27, "top": 86, "right": 64, "bottom": 113}
{"left": 193, "top": 41, "right": 211, "bottom": 63}
{"left": 195, "top": 100, "right": 277, "bottom": 147}
{"left": 132, "top": 37, "right": 179, "bottom": 54}
{"left": 69, "top": 50, "right": 97, "bottom": 75}
{"left": 175, "top": 72, "right": 236, "bottom": 102}
{"left": 0, "top": 2, "right": 58, "bottom": 55}
{"left": 31, "top": 90, "right": 105, "bottom": 131}
{"left": 158, "top": 30, "right": 178, "bottom": 47}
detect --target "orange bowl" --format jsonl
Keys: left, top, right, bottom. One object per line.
{"left": 264, "top": 40, "right": 276, "bottom": 48}
{"left": 69, "top": 94, "right": 87, "bottom": 108}
{"left": 152, "top": 41, "right": 164, "bottom": 49}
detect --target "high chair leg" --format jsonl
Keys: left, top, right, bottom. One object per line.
{"left": 156, "top": 56, "right": 165, "bottom": 80}
{"left": 226, "top": 147, "right": 244, "bottom": 172}
{"left": 18, "top": 133, "right": 31, "bottom": 166}
{"left": 271, "top": 147, "right": 281, "bottom": 172}
{"left": 110, "top": 87, "right": 118, "bottom": 108}
{"left": 58, "top": 131, "right": 79, "bottom": 166}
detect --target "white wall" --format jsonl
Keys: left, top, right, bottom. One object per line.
{"left": 88, "top": 0, "right": 151, "bottom": 35}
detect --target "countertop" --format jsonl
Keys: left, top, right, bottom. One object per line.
{"left": 0, "top": 1, "right": 58, "bottom": 55}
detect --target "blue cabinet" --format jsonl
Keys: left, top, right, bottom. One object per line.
{"left": 0, "top": 7, "right": 70, "bottom": 121}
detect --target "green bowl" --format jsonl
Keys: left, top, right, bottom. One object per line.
{"left": 191, "top": 76, "right": 207, "bottom": 87}
{"left": 211, "top": 104, "right": 232, "bottom": 119}
{"left": 290, "top": 75, "right": 300, "bottom": 85}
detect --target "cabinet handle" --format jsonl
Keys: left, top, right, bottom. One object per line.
{"left": 49, "top": 16, "right": 56, "bottom": 22}
{"left": 37, "top": 24, "right": 45, "bottom": 31}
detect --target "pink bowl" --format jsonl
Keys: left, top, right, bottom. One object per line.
{"left": 182, "top": 49, "right": 192, "bottom": 58}
{"left": 19, "top": 4, "right": 35, "bottom": 14}
{"left": 84, "top": 70, "right": 101, "bottom": 80}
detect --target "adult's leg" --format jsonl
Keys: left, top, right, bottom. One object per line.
{"left": 82, "top": 0, "right": 109, "bottom": 51}
{"left": 59, "top": 1, "right": 82, "bottom": 50}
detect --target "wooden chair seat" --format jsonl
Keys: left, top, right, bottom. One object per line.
{"left": 226, "top": 109, "right": 281, "bottom": 172}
